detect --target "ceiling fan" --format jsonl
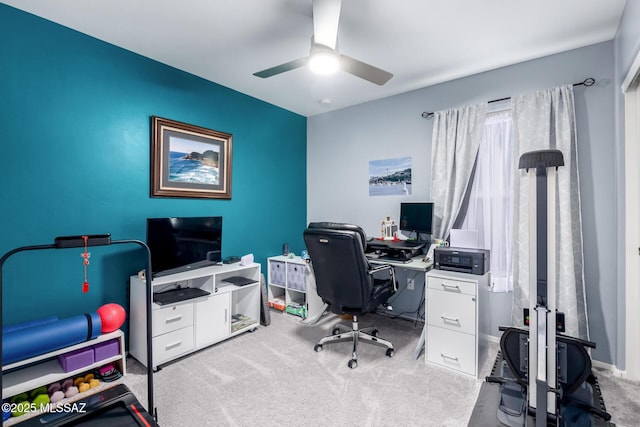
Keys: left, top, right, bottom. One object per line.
{"left": 253, "top": 0, "right": 393, "bottom": 86}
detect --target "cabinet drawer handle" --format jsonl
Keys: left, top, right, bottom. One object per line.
{"left": 165, "top": 340, "right": 182, "bottom": 350}
{"left": 440, "top": 315, "right": 460, "bottom": 324}
{"left": 441, "top": 353, "right": 459, "bottom": 361}
{"left": 165, "top": 315, "right": 182, "bottom": 323}
{"left": 441, "top": 283, "right": 461, "bottom": 292}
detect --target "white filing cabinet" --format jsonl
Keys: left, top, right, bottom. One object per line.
{"left": 130, "top": 263, "right": 261, "bottom": 370}
{"left": 425, "top": 269, "right": 489, "bottom": 377}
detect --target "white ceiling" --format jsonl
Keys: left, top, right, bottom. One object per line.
{"left": 2, "top": 0, "right": 627, "bottom": 117}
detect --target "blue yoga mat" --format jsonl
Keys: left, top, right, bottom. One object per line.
{"left": 2, "top": 316, "right": 58, "bottom": 334}
{"left": 2, "top": 313, "right": 102, "bottom": 365}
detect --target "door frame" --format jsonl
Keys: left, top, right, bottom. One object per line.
{"left": 623, "top": 50, "right": 640, "bottom": 381}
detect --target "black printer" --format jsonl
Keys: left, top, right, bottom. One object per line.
{"left": 433, "top": 247, "right": 490, "bottom": 275}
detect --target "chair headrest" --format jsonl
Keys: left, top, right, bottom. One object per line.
{"left": 307, "top": 222, "right": 367, "bottom": 248}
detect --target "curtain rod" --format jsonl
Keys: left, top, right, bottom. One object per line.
{"left": 421, "top": 77, "right": 595, "bottom": 119}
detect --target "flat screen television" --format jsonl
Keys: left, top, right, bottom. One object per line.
{"left": 399, "top": 202, "right": 434, "bottom": 239}
{"left": 146, "top": 216, "right": 222, "bottom": 275}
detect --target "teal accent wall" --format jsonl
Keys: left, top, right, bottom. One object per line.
{"left": 0, "top": 5, "right": 306, "bottom": 325}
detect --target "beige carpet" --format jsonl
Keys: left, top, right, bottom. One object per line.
{"left": 124, "top": 311, "right": 493, "bottom": 426}
{"left": 124, "top": 311, "right": 639, "bottom": 426}
{"left": 595, "top": 365, "right": 640, "bottom": 427}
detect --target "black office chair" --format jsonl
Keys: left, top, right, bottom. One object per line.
{"left": 303, "top": 222, "right": 396, "bottom": 369}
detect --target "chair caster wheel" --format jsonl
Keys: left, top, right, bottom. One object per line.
{"left": 371, "top": 329, "right": 379, "bottom": 337}
{"left": 386, "top": 348, "right": 394, "bottom": 357}
{"left": 348, "top": 359, "right": 358, "bottom": 369}
{"left": 332, "top": 328, "right": 341, "bottom": 335}
{"left": 314, "top": 344, "right": 323, "bottom": 352}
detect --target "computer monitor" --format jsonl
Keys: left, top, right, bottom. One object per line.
{"left": 399, "top": 202, "right": 433, "bottom": 239}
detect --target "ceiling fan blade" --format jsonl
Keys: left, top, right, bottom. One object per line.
{"left": 313, "top": 0, "right": 341, "bottom": 50}
{"left": 253, "top": 57, "right": 309, "bottom": 78}
{"left": 339, "top": 54, "right": 393, "bottom": 86}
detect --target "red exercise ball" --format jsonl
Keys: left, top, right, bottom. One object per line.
{"left": 97, "top": 303, "right": 126, "bottom": 333}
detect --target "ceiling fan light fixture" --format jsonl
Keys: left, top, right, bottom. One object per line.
{"left": 309, "top": 50, "right": 340, "bottom": 75}
{"left": 253, "top": 0, "right": 392, "bottom": 85}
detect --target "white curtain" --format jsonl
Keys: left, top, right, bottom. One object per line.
{"left": 461, "top": 111, "right": 514, "bottom": 292}
{"left": 431, "top": 103, "right": 488, "bottom": 240}
{"left": 511, "top": 85, "right": 589, "bottom": 340}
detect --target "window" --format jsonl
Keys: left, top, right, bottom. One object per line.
{"left": 460, "top": 111, "right": 514, "bottom": 292}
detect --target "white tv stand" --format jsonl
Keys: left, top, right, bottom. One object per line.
{"left": 129, "top": 262, "right": 261, "bottom": 370}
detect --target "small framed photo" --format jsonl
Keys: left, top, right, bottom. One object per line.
{"left": 151, "top": 116, "right": 232, "bottom": 199}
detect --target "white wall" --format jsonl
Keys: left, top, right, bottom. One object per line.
{"left": 307, "top": 93, "right": 432, "bottom": 237}
{"left": 308, "top": 41, "right": 618, "bottom": 365}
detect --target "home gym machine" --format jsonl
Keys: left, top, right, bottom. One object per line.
{"left": 1, "top": 234, "right": 158, "bottom": 426}
{"left": 473, "top": 150, "right": 612, "bottom": 426}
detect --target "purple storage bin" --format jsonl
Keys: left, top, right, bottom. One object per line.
{"left": 93, "top": 339, "right": 120, "bottom": 362}
{"left": 57, "top": 347, "right": 94, "bottom": 373}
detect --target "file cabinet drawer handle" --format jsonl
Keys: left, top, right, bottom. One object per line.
{"left": 441, "top": 283, "right": 461, "bottom": 292}
{"left": 165, "top": 315, "right": 182, "bottom": 323}
{"left": 165, "top": 341, "right": 182, "bottom": 350}
{"left": 441, "top": 353, "right": 459, "bottom": 361}
{"left": 440, "top": 315, "right": 460, "bottom": 324}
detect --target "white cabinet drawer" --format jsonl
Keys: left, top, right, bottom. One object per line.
{"left": 153, "top": 326, "right": 194, "bottom": 366}
{"left": 426, "top": 326, "right": 476, "bottom": 376}
{"left": 152, "top": 303, "right": 194, "bottom": 337}
{"left": 269, "top": 261, "right": 286, "bottom": 286}
{"left": 427, "top": 289, "right": 476, "bottom": 335}
{"left": 427, "top": 275, "right": 476, "bottom": 296}
{"left": 287, "top": 262, "right": 307, "bottom": 291}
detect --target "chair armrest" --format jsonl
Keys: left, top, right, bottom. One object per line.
{"left": 368, "top": 264, "right": 397, "bottom": 292}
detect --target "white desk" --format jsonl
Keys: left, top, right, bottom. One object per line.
{"left": 369, "top": 257, "right": 490, "bottom": 366}
{"left": 369, "top": 255, "right": 433, "bottom": 319}
{"left": 369, "top": 254, "right": 433, "bottom": 358}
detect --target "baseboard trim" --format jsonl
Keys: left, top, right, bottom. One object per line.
{"left": 591, "top": 359, "right": 626, "bottom": 378}
{"left": 481, "top": 333, "right": 501, "bottom": 344}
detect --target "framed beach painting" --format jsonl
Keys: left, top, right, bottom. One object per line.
{"left": 151, "top": 117, "right": 233, "bottom": 199}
